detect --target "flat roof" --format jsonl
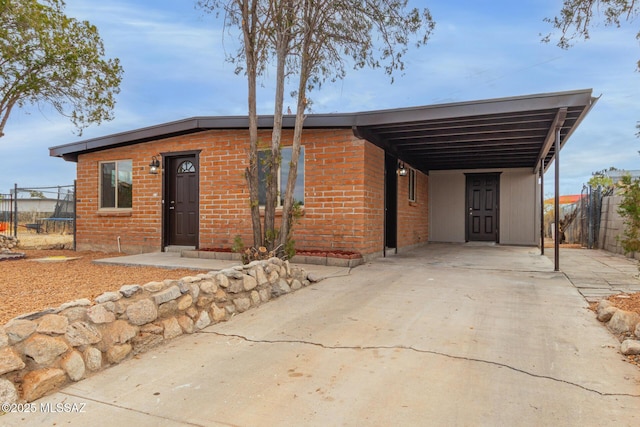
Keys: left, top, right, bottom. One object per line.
{"left": 50, "top": 89, "right": 597, "bottom": 173}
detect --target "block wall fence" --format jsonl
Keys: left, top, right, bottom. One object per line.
{"left": 599, "top": 195, "right": 640, "bottom": 260}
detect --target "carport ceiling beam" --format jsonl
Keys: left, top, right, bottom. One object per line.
{"left": 398, "top": 138, "right": 542, "bottom": 151}
{"left": 533, "top": 107, "right": 567, "bottom": 174}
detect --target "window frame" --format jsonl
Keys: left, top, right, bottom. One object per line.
{"left": 258, "top": 146, "right": 305, "bottom": 207}
{"left": 408, "top": 168, "right": 417, "bottom": 202}
{"left": 99, "top": 159, "right": 133, "bottom": 210}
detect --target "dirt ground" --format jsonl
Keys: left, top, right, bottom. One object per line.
{"left": 605, "top": 293, "right": 640, "bottom": 316}
{"left": 0, "top": 249, "right": 202, "bottom": 324}
{"left": 12, "top": 231, "right": 74, "bottom": 250}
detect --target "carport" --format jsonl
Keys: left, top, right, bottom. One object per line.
{"left": 352, "top": 89, "right": 598, "bottom": 270}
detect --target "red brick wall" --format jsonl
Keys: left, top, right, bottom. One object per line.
{"left": 396, "top": 165, "right": 429, "bottom": 248}
{"left": 76, "top": 142, "right": 164, "bottom": 254}
{"left": 362, "top": 143, "right": 385, "bottom": 255}
{"left": 75, "top": 128, "right": 390, "bottom": 256}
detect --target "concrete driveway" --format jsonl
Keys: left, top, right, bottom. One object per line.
{"left": 3, "top": 244, "right": 640, "bottom": 426}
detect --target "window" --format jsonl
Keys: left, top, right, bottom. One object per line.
{"left": 100, "top": 160, "right": 132, "bottom": 209}
{"left": 258, "top": 147, "right": 304, "bottom": 206}
{"left": 408, "top": 168, "right": 417, "bottom": 202}
{"left": 177, "top": 160, "right": 196, "bottom": 173}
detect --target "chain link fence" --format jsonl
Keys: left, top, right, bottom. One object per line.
{"left": 563, "top": 185, "right": 612, "bottom": 248}
{"left": 0, "top": 191, "right": 15, "bottom": 236}
{"left": 0, "top": 183, "right": 76, "bottom": 249}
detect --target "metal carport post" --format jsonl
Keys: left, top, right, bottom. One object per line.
{"left": 554, "top": 125, "right": 561, "bottom": 272}
{"left": 534, "top": 107, "right": 567, "bottom": 272}
{"left": 540, "top": 158, "right": 544, "bottom": 256}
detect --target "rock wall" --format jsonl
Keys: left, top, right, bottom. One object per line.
{"left": 0, "top": 235, "right": 18, "bottom": 251}
{"left": 0, "top": 257, "right": 318, "bottom": 404}
{"left": 595, "top": 299, "right": 640, "bottom": 357}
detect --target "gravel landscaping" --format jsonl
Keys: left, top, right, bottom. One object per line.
{"left": 0, "top": 250, "right": 202, "bottom": 324}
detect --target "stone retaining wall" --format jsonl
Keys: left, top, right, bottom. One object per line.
{"left": 0, "top": 235, "right": 18, "bottom": 251}
{"left": 183, "top": 249, "right": 364, "bottom": 268}
{"left": 0, "top": 257, "right": 319, "bottom": 404}
{"left": 595, "top": 299, "right": 640, "bottom": 356}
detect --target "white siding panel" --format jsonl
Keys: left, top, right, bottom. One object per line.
{"left": 429, "top": 171, "right": 465, "bottom": 242}
{"left": 499, "top": 170, "right": 539, "bottom": 245}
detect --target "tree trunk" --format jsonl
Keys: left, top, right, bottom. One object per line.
{"left": 279, "top": 22, "right": 311, "bottom": 250}
{"left": 263, "top": 42, "right": 286, "bottom": 249}
{"left": 264, "top": 1, "right": 294, "bottom": 251}
{"left": 278, "top": 87, "right": 306, "bottom": 251}
{"left": 0, "top": 99, "right": 17, "bottom": 139}
{"left": 242, "top": 0, "right": 262, "bottom": 248}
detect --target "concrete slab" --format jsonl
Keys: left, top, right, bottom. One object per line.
{"left": 606, "top": 277, "right": 640, "bottom": 286}
{"left": 546, "top": 247, "right": 640, "bottom": 301}
{"left": 571, "top": 281, "right": 611, "bottom": 289}
{"left": 93, "top": 251, "right": 235, "bottom": 271}
{"left": 3, "top": 244, "right": 640, "bottom": 426}
{"left": 93, "top": 252, "right": 351, "bottom": 279}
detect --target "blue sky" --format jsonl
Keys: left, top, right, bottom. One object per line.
{"left": 1, "top": 0, "right": 639, "bottom": 196}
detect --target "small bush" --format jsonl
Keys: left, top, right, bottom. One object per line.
{"left": 617, "top": 175, "right": 640, "bottom": 256}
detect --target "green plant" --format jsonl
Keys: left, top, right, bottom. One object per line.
{"left": 0, "top": 0, "right": 123, "bottom": 138}
{"left": 231, "top": 235, "right": 244, "bottom": 253}
{"left": 284, "top": 236, "right": 296, "bottom": 260}
{"left": 283, "top": 201, "right": 303, "bottom": 260}
{"left": 264, "top": 228, "right": 278, "bottom": 250}
{"left": 588, "top": 167, "right": 617, "bottom": 189}
{"left": 617, "top": 175, "right": 640, "bottom": 257}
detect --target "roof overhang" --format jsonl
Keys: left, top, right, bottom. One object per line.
{"left": 50, "top": 89, "right": 597, "bottom": 173}
{"left": 351, "top": 89, "right": 597, "bottom": 173}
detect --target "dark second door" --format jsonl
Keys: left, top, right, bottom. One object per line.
{"left": 384, "top": 153, "right": 398, "bottom": 249}
{"left": 466, "top": 173, "right": 499, "bottom": 242}
{"left": 166, "top": 155, "right": 198, "bottom": 247}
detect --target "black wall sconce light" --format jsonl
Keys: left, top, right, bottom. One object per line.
{"left": 149, "top": 156, "right": 160, "bottom": 174}
{"left": 397, "top": 161, "right": 408, "bottom": 176}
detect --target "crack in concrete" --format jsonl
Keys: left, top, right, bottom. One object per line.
{"left": 321, "top": 268, "right": 353, "bottom": 279}
{"left": 412, "top": 262, "right": 555, "bottom": 275}
{"left": 206, "top": 331, "right": 640, "bottom": 399}
{"left": 58, "top": 391, "right": 238, "bottom": 427}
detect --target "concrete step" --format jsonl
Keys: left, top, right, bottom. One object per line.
{"left": 164, "top": 245, "right": 195, "bottom": 253}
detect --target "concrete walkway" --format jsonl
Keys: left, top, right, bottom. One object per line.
{"left": 545, "top": 247, "right": 640, "bottom": 302}
{"left": 3, "top": 244, "right": 640, "bottom": 426}
{"left": 92, "top": 251, "right": 353, "bottom": 281}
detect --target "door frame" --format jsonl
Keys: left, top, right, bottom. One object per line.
{"left": 162, "top": 150, "right": 201, "bottom": 250}
{"left": 464, "top": 172, "right": 501, "bottom": 243}
{"left": 384, "top": 152, "right": 398, "bottom": 255}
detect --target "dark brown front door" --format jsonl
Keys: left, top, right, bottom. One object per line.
{"left": 166, "top": 155, "right": 199, "bottom": 247}
{"left": 466, "top": 173, "right": 499, "bottom": 242}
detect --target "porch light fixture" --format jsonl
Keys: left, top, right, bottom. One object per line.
{"left": 397, "top": 162, "right": 408, "bottom": 176}
{"left": 149, "top": 156, "right": 160, "bottom": 174}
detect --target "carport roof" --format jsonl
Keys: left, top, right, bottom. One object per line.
{"left": 50, "top": 89, "right": 597, "bottom": 174}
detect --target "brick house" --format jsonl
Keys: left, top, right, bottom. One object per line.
{"left": 50, "top": 89, "right": 596, "bottom": 259}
